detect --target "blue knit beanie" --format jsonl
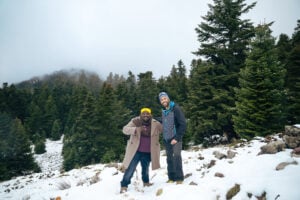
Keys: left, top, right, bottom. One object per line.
{"left": 158, "top": 92, "right": 169, "bottom": 101}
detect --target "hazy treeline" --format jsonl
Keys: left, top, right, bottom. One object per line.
{"left": 0, "top": 0, "right": 299, "bottom": 181}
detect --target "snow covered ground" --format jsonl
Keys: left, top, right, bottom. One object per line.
{"left": 1, "top": 135, "right": 300, "bottom": 200}
{"left": 33, "top": 136, "right": 64, "bottom": 173}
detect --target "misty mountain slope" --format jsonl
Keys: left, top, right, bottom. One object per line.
{"left": 1, "top": 135, "right": 300, "bottom": 200}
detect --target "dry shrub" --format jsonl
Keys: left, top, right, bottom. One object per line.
{"left": 226, "top": 184, "right": 240, "bottom": 200}
{"left": 156, "top": 188, "right": 163, "bottom": 196}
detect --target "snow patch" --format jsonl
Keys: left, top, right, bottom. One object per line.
{"left": 34, "top": 135, "right": 64, "bottom": 173}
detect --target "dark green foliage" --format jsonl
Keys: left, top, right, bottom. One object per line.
{"left": 63, "top": 91, "right": 98, "bottom": 170}
{"left": 187, "top": 60, "right": 226, "bottom": 143}
{"left": 24, "top": 85, "right": 52, "bottom": 139}
{"left": 115, "top": 71, "right": 137, "bottom": 118}
{"left": 285, "top": 20, "right": 300, "bottom": 124}
{"left": 163, "top": 60, "right": 188, "bottom": 106}
{"left": 136, "top": 71, "right": 160, "bottom": 117}
{"left": 106, "top": 72, "right": 126, "bottom": 88}
{"left": 51, "top": 119, "right": 61, "bottom": 141}
{"left": 0, "top": 83, "right": 31, "bottom": 123}
{"left": 233, "top": 23, "right": 286, "bottom": 139}
{"left": 96, "top": 83, "right": 130, "bottom": 163}
{"left": 194, "top": 0, "right": 255, "bottom": 70}
{"left": 51, "top": 85, "right": 72, "bottom": 133}
{"left": 0, "top": 113, "right": 40, "bottom": 181}
{"left": 276, "top": 34, "right": 291, "bottom": 65}
{"left": 63, "top": 83, "right": 130, "bottom": 171}
{"left": 0, "top": 113, "right": 11, "bottom": 181}
{"left": 101, "top": 148, "right": 117, "bottom": 163}
{"left": 42, "top": 95, "right": 59, "bottom": 137}
{"left": 34, "top": 138, "right": 46, "bottom": 154}
{"left": 190, "top": 0, "right": 256, "bottom": 143}
{"left": 276, "top": 33, "right": 292, "bottom": 125}
{"left": 64, "top": 86, "right": 89, "bottom": 135}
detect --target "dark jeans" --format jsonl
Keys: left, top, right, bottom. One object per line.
{"left": 120, "top": 151, "right": 151, "bottom": 187}
{"left": 164, "top": 140, "right": 184, "bottom": 181}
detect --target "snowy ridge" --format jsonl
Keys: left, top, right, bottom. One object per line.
{"left": 1, "top": 135, "right": 300, "bottom": 200}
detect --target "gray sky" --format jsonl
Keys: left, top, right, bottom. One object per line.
{"left": 1, "top": 0, "right": 299, "bottom": 84}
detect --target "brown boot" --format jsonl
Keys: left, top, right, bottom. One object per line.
{"left": 120, "top": 187, "right": 127, "bottom": 193}
{"left": 143, "top": 182, "right": 153, "bottom": 187}
{"left": 176, "top": 180, "right": 183, "bottom": 184}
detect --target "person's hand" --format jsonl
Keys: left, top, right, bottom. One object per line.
{"left": 171, "top": 139, "right": 178, "bottom": 145}
{"left": 132, "top": 118, "right": 142, "bottom": 127}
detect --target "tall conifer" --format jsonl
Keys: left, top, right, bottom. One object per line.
{"left": 190, "top": 0, "right": 255, "bottom": 142}
{"left": 136, "top": 72, "right": 159, "bottom": 116}
{"left": 285, "top": 20, "right": 300, "bottom": 124}
{"left": 233, "top": 23, "right": 286, "bottom": 139}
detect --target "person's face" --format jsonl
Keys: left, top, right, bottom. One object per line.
{"left": 140, "top": 112, "right": 151, "bottom": 122}
{"left": 160, "top": 96, "right": 170, "bottom": 108}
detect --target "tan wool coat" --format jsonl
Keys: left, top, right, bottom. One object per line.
{"left": 121, "top": 117, "right": 162, "bottom": 170}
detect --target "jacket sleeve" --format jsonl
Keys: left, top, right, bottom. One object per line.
{"left": 153, "top": 119, "right": 163, "bottom": 133}
{"left": 122, "top": 117, "right": 139, "bottom": 135}
{"left": 174, "top": 105, "right": 187, "bottom": 142}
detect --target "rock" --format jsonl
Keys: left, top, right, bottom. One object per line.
{"left": 184, "top": 173, "right": 192, "bottom": 179}
{"left": 258, "top": 140, "right": 285, "bottom": 155}
{"left": 189, "top": 181, "right": 198, "bottom": 185}
{"left": 291, "top": 147, "right": 300, "bottom": 157}
{"left": 283, "top": 125, "right": 300, "bottom": 148}
{"left": 227, "top": 150, "right": 237, "bottom": 159}
{"left": 214, "top": 172, "right": 224, "bottom": 178}
{"left": 275, "top": 160, "right": 298, "bottom": 170}
{"left": 284, "top": 125, "right": 300, "bottom": 136}
{"left": 207, "top": 160, "right": 216, "bottom": 168}
{"left": 213, "top": 151, "right": 227, "bottom": 159}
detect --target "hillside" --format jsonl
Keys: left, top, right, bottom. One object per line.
{"left": 0, "top": 135, "right": 300, "bottom": 200}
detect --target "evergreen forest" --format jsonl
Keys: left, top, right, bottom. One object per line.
{"left": 1, "top": 0, "right": 299, "bottom": 181}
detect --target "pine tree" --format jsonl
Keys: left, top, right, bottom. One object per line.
{"left": 115, "top": 71, "right": 137, "bottom": 117}
{"left": 164, "top": 60, "right": 188, "bottom": 107}
{"left": 233, "top": 23, "right": 286, "bottom": 139}
{"left": 190, "top": 0, "right": 256, "bottom": 142}
{"left": 44, "top": 95, "right": 59, "bottom": 137}
{"left": 95, "top": 83, "right": 130, "bottom": 163}
{"left": 63, "top": 91, "right": 97, "bottom": 170}
{"left": 0, "top": 84, "right": 30, "bottom": 123}
{"left": 276, "top": 34, "right": 291, "bottom": 65}
{"left": 1, "top": 115, "right": 39, "bottom": 180}
{"left": 0, "top": 112, "right": 11, "bottom": 180}
{"left": 25, "top": 103, "right": 43, "bottom": 141}
{"left": 25, "top": 85, "right": 50, "bottom": 140}
{"left": 285, "top": 20, "right": 300, "bottom": 124}
{"left": 34, "top": 138, "right": 46, "bottom": 154}
{"left": 51, "top": 119, "right": 61, "bottom": 140}
{"left": 64, "top": 86, "right": 89, "bottom": 135}
{"left": 276, "top": 33, "right": 292, "bottom": 124}
{"left": 136, "top": 71, "right": 160, "bottom": 116}
{"left": 187, "top": 59, "right": 223, "bottom": 144}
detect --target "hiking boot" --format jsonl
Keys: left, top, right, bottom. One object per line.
{"left": 176, "top": 180, "right": 183, "bottom": 184}
{"left": 143, "top": 182, "right": 153, "bottom": 187}
{"left": 120, "top": 187, "right": 127, "bottom": 193}
{"left": 166, "top": 180, "right": 174, "bottom": 183}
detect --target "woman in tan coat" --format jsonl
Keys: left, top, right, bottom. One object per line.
{"left": 120, "top": 108, "right": 162, "bottom": 193}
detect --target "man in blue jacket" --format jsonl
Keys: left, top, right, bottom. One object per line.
{"left": 158, "top": 92, "right": 187, "bottom": 184}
